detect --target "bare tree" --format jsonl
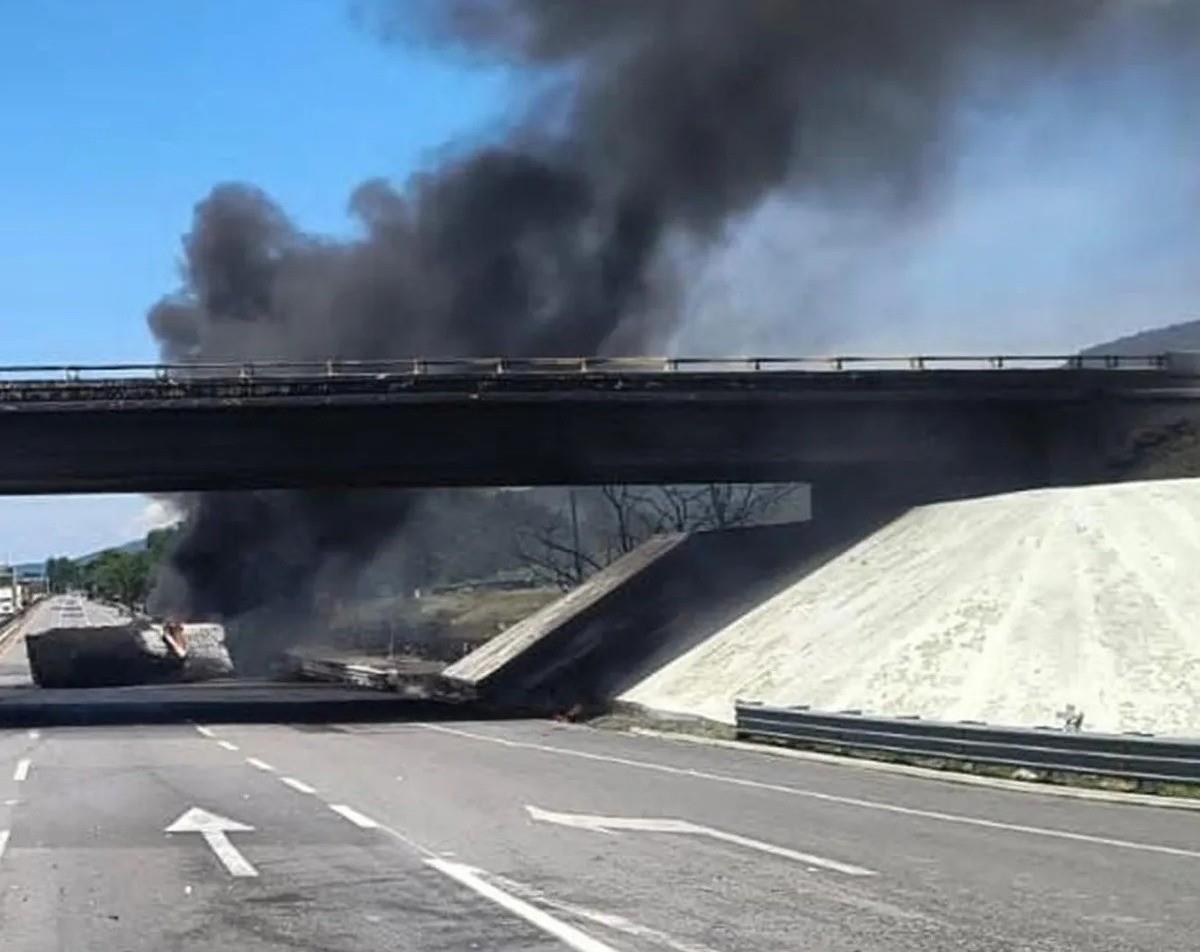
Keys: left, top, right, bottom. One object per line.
{"left": 517, "top": 483, "right": 804, "bottom": 589}
{"left": 514, "top": 521, "right": 604, "bottom": 590}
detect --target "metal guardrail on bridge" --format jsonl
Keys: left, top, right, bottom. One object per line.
{"left": 0, "top": 353, "right": 1172, "bottom": 384}
{"left": 734, "top": 701, "right": 1200, "bottom": 786}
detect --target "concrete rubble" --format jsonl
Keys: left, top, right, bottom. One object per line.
{"left": 26, "top": 620, "right": 234, "bottom": 688}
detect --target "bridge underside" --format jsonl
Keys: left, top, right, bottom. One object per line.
{"left": 0, "top": 368, "right": 1192, "bottom": 498}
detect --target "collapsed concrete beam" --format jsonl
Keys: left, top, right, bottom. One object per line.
{"left": 25, "top": 622, "right": 234, "bottom": 688}
{"left": 441, "top": 520, "right": 863, "bottom": 712}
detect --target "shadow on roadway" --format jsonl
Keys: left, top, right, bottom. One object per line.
{"left": 0, "top": 679, "right": 487, "bottom": 728}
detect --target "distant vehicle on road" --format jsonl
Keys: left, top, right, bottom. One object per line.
{"left": 0, "top": 583, "right": 20, "bottom": 617}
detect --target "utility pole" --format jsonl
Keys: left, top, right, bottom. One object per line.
{"left": 568, "top": 489, "right": 583, "bottom": 584}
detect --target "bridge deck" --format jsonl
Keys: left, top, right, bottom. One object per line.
{"left": 0, "top": 358, "right": 1195, "bottom": 495}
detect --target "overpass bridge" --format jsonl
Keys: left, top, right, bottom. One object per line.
{"left": 0, "top": 354, "right": 1195, "bottom": 497}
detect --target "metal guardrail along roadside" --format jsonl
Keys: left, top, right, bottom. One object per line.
{"left": 0, "top": 352, "right": 1174, "bottom": 384}
{"left": 735, "top": 702, "right": 1200, "bottom": 785}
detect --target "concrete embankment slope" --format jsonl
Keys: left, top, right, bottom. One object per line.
{"left": 443, "top": 518, "right": 883, "bottom": 711}
{"left": 622, "top": 479, "right": 1200, "bottom": 736}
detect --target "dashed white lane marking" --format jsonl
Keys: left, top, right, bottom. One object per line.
{"left": 194, "top": 725, "right": 215, "bottom": 739}
{"left": 12, "top": 759, "right": 30, "bottom": 782}
{"left": 422, "top": 725, "right": 1200, "bottom": 862}
{"left": 280, "top": 777, "right": 316, "bottom": 795}
{"left": 27, "top": 730, "right": 39, "bottom": 740}
{"left": 246, "top": 757, "right": 275, "bottom": 772}
{"left": 428, "top": 859, "right": 618, "bottom": 952}
{"left": 216, "top": 741, "right": 239, "bottom": 752}
{"left": 0, "top": 830, "right": 9, "bottom": 863}
{"left": 328, "top": 804, "right": 379, "bottom": 829}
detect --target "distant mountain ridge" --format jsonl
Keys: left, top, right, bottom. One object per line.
{"left": 78, "top": 538, "right": 146, "bottom": 563}
{"left": 1081, "top": 319, "right": 1200, "bottom": 357}
{"left": 12, "top": 537, "right": 146, "bottom": 577}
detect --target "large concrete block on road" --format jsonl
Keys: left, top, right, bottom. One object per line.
{"left": 25, "top": 621, "right": 233, "bottom": 688}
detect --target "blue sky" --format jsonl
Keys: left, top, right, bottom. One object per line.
{"left": 0, "top": 0, "right": 513, "bottom": 561}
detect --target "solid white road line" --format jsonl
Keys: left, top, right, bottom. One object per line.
{"left": 12, "top": 759, "right": 30, "bottom": 782}
{"left": 246, "top": 757, "right": 275, "bottom": 772}
{"left": 329, "top": 804, "right": 379, "bottom": 829}
{"left": 428, "top": 859, "right": 619, "bottom": 952}
{"left": 280, "top": 777, "right": 316, "bottom": 794}
{"left": 194, "top": 725, "right": 215, "bottom": 738}
{"left": 216, "top": 741, "right": 239, "bottom": 752}
{"left": 488, "top": 869, "right": 724, "bottom": 952}
{"left": 0, "top": 830, "right": 9, "bottom": 863}
{"left": 366, "top": 809, "right": 668, "bottom": 951}
{"left": 423, "top": 725, "right": 1200, "bottom": 862}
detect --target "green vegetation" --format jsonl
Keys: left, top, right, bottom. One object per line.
{"left": 325, "top": 586, "right": 561, "bottom": 655}
{"left": 45, "top": 525, "right": 181, "bottom": 609}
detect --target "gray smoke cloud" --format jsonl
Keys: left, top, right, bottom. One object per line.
{"left": 148, "top": 1, "right": 1193, "bottom": 662}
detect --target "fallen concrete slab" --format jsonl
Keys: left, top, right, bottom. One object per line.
{"left": 443, "top": 533, "right": 687, "bottom": 706}
{"left": 26, "top": 624, "right": 179, "bottom": 688}
{"left": 22, "top": 597, "right": 234, "bottom": 688}
{"left": 443, "top": 518, "right": 883, "bottom": 712}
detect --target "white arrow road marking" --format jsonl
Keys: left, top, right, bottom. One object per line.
{"left": 165, "top": 807, "right": 258, "bottom": 878}
{"left": 427, "top": 860, "right": 619, "bottom": 952}
{"left": 12, "top": 759, "right": 30, "bottom": 782}
{"left": 526, "top": 805, "right": 875, "bottom": 877}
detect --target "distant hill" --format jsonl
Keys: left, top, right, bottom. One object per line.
{"left": 1082, "top": 319, "right": 1200, "bottom": 357}
{"left": 78, "top": 537, "right": 146, "bottom": 564}
{"left": 14, "top": 537, "right": 148, "bottom": 576}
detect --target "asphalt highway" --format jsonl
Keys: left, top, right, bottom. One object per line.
{"left": 21, "top": 593, "right": 132, "bottom": 633}
{"left": 0, "top": 606, "right": 1198, "bottom": 950}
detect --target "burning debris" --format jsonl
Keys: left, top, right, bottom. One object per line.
{"left": 145, "top": 2, "right": 1198, "bottom": 662}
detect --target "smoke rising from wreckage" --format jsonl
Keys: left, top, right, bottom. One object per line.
{"left": 142, "top": 1, "right": 1200, "bottom": 664}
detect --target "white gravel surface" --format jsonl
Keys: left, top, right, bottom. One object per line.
{"left": 621, "top": 479, "right": 1200, "bottom": 736}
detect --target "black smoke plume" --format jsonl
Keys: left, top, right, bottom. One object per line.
{"left": 148, "top": 1, "right": 1181, "bottom": 663}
